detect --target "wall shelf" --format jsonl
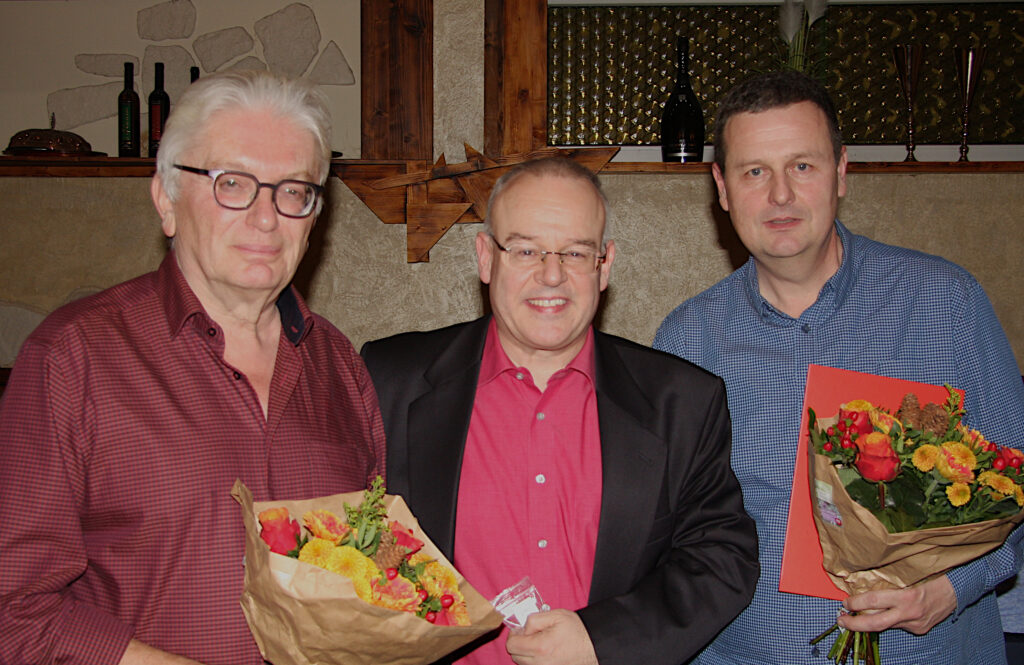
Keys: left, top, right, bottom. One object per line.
{"left": 2, "top": 156, "right": 1023, "bottom": 177}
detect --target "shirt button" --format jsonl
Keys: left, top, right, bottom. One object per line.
{"left": 536, "top": 412, "right": 545, "bottom": 421}
{"left": 207, "top": 327, "right": 217, "bottom": 337}
{"left": 535, "top": 474, "right": 546, "bottom": 484}
{"left": 537, "top": 539, "right": 548, "bottom": 549}
{"left": 802, "top": 323, "right": 811, "bottom": 333}
{"left": 515, "top": 372, "right": 524, "bottom": 380}
{"left": 233, "top": 371, "right": 241, "bottom": 380}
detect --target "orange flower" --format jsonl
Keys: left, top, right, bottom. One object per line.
{"left": 303, "top": 509, "right": 351, "bottom": 544}
{"left": 946, "top": 483, "right": 971, "bottom": 507}
{"left": 371, "top": 573, "right": 420, "bottom": 612}
{"left": 869, "top": 408, "right": 898, "bottom": 435}
{"left": 935, "top": 442, "right": 977, "bottom": 483}
{"left": 854, "top": 431, "right": 900, "bottom": 482}
{"left": 258, "top": 507, "right": 301, "bottom": 555}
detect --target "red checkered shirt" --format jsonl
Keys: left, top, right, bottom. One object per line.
{"left": 0, "top": 252, "right": 386, "bottom": 664}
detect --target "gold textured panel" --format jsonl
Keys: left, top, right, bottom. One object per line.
{"left": 549, "top": 4, "right": 1023, "bottom": 146}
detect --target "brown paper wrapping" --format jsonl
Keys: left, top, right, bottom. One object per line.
{"left": 232, "top": 480, "right": 503, "bottom": 665}
{"left": 807, "top": 437, "right": 1024, "bottom": 596}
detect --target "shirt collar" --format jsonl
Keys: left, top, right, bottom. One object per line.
{"left": 479, "top": 318, "right": 597, "bottom": 387}
{"left": 742, "top": 219, "right": 856, "bottom": 324}
{"left": 157, "top": 250, "right": 312, "bottom": 346}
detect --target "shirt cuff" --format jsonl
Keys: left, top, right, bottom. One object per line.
{"left": 55, "top": 603, "right": 135, "bottom": 665}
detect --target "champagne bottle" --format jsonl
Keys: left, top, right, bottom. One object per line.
{"left": 117, "top": 62, "right": 140, "bottom": 157}
{"left": 660, "top": 37, "right": 705, "bottom": 163}
{"left": 148, "top": 62, "right": 170, "bottom": 158}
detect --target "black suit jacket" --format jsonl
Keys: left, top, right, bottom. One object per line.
{"left": 362, "top": 317, "right": 757, "bottom": 664}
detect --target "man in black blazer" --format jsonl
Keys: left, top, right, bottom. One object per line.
{"left": 362, "top": 157, "right": 757, "bottom": 665}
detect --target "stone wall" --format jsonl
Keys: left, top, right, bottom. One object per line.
{"left": 0, "top": 0, "right": 359, "bottom": 158}
{"left": 1, "top": 171, "right": 1022, "bottom": 375}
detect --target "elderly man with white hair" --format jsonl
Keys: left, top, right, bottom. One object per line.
{"left": 0, "top": 70, "right": 385, "bottom": 665}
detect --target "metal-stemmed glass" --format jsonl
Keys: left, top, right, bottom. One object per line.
{"left": 892, "top": 45, "right": 923, "bottom": 162}
{"left": 955, "top": 47, "right": 986, "bottom": 162}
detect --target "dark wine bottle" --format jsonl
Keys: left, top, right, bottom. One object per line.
{"left": 190, "top": 66, "right": 200, "bottom": 83}
{"left": 148, "top": 62, "right": 170, "bottom": 158}
{"left": 117, "top": 62, "right": 140, "bottom": 157}
{"left": 660, "top": 37, "right": 705, "bottom": 163}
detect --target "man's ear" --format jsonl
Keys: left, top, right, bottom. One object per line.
{"left": 836, "top": 145, "right": 849, "bottom": 198}
{"left": 151, "top": 175, "right": 175, "bottom": 238}
{"left": 711, "top": 162, "right": 730, "bottom": 212}
{"left": 598, "top": 240, "right": 616, "bottom": 292}
{"left": 476, "top": 232, "right": 494, "bottom": 285}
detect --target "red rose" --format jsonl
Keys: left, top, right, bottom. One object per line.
{"left": 839, "top": 401, "right": 874, "bottom": 436}
{"left": 258, "top": 507, "right": 301, "bottom": 555}
{"left": 854, "top": 432, "right": 900, "bottom": 482}
{"left": 390, "top": 520, "right": 424, "bottom": 555}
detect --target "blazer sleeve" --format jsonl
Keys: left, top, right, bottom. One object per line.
{"left": 578, "top": 361, "right": 759, "bottom": 665}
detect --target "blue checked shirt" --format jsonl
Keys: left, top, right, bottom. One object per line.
{"left": 654, "top": 220, "right": 1024, "bottom": 665}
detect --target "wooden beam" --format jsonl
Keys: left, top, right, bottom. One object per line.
{"left": 361, "top": 0, "right": 433, "bottom": 160}
{"left": 484, "top": 0, "right": 548, "bottom": 156}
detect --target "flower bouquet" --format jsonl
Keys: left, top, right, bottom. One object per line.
{"left": 232, "top": 478, "right": 503, "bottom": 665}
{"left": 804, "top": 377, "right": 1024, "bottom": 664}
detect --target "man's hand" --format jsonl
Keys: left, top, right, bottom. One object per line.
{"left": 119, "top": 640, "right": 204, "bottom": 664}
{"left": 838, "top": 576, "right": 957, "bottom": 635}
{"left": 505, "top": 609, "right": 598, "bottom": 665}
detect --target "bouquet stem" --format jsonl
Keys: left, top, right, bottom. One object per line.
{"left": 811, "top": 621, "right": 880, "bottom": 664}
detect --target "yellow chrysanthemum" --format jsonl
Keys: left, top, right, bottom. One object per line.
{"left": 298, "top": 537, "right": 338, "bottom": 568}
{"left": 979, "top": 470, "right": 1016, "bottom": 497}
{"left": 1015, "top": 485, "right": 1024, "bottom": 507}
{"left": 935, "top": 442, "right": 977, "bottom": 482}
{"left": 912, "top": 445, "right": 940, "bottom": 472}
{"left": 325, "top": 545, "right": 375, "bottom": 578}
{"left": 946, "top": 482, "right": 971, "bottom": 507}
{"left": 299, "top": 541, "right": 378, "bottom": 599}
{"left": 409, "top": 552, "right": 465, "bottom": 598}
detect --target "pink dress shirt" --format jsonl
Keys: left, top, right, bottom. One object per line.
{"left": 453, "top": 321, "right": 603, "bottom": 665}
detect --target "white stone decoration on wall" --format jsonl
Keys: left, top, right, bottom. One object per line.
{"left": 45, "top": 0, "right": 354, "bottom": 133}
{"left": 194, "top": 27, "right": 255, "bottom": 72}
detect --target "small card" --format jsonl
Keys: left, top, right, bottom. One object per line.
{"left": 491, "top": 577, "right": 549, "bottom": 630}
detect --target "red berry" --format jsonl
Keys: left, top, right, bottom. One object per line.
{"left": 994, "top": 457, "right": 1007, "bottom": 471}
{"left": 822, "top": 442, "right": 833, "bottom": 452}
{"left": 440, "top": 594, "right": 455, "bottom": 608}
{"left": 1011, "top": 457, "right": 1022, "bottom": 469}
{"left": 418, "top": 588, "right": 429, "bottom": 602}
{"left": 986, "top": 442, "right": 997, "bottom": 452}
{"left": 837, "top": 421, "right": 847, "bottom": 433}
{"left": 425, "top": 611, "right": 437, "bottom": 623}
{"left": 841, "top": 437, "right": 854, "bottom": 449}
{"left": 827, "top": 427, "right": 836, "bottom": 437}
{"left": 385, "top": 568, "right": 398, "bottom": 580}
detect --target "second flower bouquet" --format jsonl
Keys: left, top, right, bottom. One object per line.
{"left": 232, "top": 478, "right": 502, "bottom": 665}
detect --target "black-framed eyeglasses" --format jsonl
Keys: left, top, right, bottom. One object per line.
{"left": 491, "top": 236, "right": 606, "bottom": 274}
{"left": 174, "top": 164, "right": 323, "bottom": 218}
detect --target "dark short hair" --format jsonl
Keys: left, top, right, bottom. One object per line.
{"left": 713, "top": 70, "right": 843, "bottom": 170}
{"left": 485, "top": 156, "right": 611, "bottom": 246}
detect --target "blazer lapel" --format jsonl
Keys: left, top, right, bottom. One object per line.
{"left": 589, "top": 333, "right": 668, "bottom": 602}
{"left": 404, "top": 318, "right": 489, "bottom": 559}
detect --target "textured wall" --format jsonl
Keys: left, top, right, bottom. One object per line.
{"left": 1, "top": 172, "right": 1022, "bottom": 374}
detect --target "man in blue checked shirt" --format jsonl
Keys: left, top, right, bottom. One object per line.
{"left": 654, "top": 70, "right": 1024, "bottom": 665}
